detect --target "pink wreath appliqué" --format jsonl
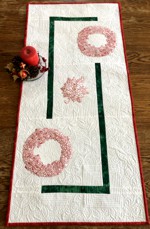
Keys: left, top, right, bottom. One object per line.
{"left": 77, "top": 26, "right": 116, "bottom": 57}
{"left": 23, "top": 128, "right": 72, "bottom": 177}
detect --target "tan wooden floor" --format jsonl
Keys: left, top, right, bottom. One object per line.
{"left": 0, "top": 0, "right": 149, "bottom": 228}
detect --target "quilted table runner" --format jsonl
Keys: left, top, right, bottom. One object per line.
{"left": 7, "top": 2, "right": 149, "bottom": 225}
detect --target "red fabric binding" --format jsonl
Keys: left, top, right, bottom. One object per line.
{"left": 118, "top": 2, "right": 150, "bottom": 224}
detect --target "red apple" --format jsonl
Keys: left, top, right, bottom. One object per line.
{"left": 19, "top": 70, "right": 29, "bottom": 79}
{"left": 20, "top": 46, "right": 39, "bottom": 66}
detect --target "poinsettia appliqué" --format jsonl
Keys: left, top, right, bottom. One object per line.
{"left": 61, "top": 77, "right": 89, "bottom": 103}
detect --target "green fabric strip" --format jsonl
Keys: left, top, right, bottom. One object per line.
{"left": 50, "top": 17, "right": 98, "bottom": 21}
{"left": 95, "top": 63, "right": 109, "bottom": 186}
{"left": 42, "top": 185, "right": 109, "bottom": 194}
{"left": 45, "top": 18, "right": 110, "bottom": 194}
{"left": 47, "top": 19, "right": 54, "bottom": 118}
{"left": 47, "top": 17, "right": 97, "bottom": 119}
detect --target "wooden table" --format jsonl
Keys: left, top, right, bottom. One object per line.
{"left": 0, "top": 0, "right": 149, "bottom": 228}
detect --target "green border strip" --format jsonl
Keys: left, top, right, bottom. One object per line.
{"left": 41, "top": 20, "right": 110, "bottom": 191}
{"left": 95, "top": 63, "right": 109, "bottom": 186}
{"left": 47, "top": 17, "right": 97, "bottom": 119}
{"left": 44, "top": 17, "right": 109, "bottom": 193}
{"left": 42, "top": 184, "right": 109, "bottom": 193}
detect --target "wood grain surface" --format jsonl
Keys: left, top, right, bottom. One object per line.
{"left": 0, "top": 0, "right": 149, "bottom": 228}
